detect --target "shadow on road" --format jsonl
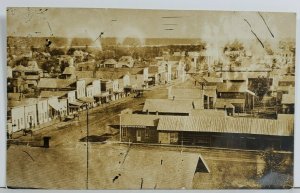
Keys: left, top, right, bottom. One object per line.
{"left": 79, "top": 133, "right": 116, "bottom": 142}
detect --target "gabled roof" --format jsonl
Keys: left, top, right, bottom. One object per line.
{"left": 157, "top": 116, "right": 293, "bottom": 136}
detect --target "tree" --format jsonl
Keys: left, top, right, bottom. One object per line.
{"left": 249, "top": 76, "right": 271, "bottom": 101}
{"left": 259, "top": 149, "right": 293, "bottom": 188}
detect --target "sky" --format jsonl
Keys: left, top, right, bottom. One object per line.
{"left": 7, "top": 8, "right": 296, "bottom": 43}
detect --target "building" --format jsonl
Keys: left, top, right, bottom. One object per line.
{"left": 37, "top": 78, "right": 76, "bottom": 92}
{"left": 11, "top": 63, "right": 43, "bottom": 92}
{"left": 119, "top": 113, "right": 293, "bottom": 151}
{"left": 120, "top": 114, "right": 159, "bottom": 143}
{"left": 117, "top": 56, "right": 134, "bottom": 68}
{"left": 103, "top": 59, "right": 118, "bottom": 68}
{"left": 157, "top": 115, "right": 293, "bottom": 150}
{"left": 142, "top": 99, "right": 202, "bottom": 116}
{"left": 7, "top": 97, "right": 51, "bottom": 132}
{"left": 216, "top": 81, "right": 255, "bottom": 114}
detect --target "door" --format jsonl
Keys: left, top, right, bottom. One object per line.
{"left": 136, "top": 130, "right": 142, "bottom": 142}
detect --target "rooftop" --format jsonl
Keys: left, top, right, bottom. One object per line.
{"left": 157, "top": 116, "right": 293, "bottom": 136}
{"left": 191, "top": 109, "right": 226, "bottom": 117}
{"left": 40, "top": 91, "right": 68, "bottom": 98}
{"left": 169, "top": 87, "right": 204, "bottom": 100}
{"left": 37, "top": 78, "right": 76, "bottom": 89}
{"left": 143, "top": 99, "right": 198, "bottom": 114}
{"left": 120, "top": 114, "right": 160, "bottom": 127}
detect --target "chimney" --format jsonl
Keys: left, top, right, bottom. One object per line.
{"left": 192, "top": 101, "right": 195, "bottom": 109}
{"left": 156, "top": 111, "right": 159, "bottom": 115}
{"left": 146, "top": 109, "right": 149, "bottom": 115}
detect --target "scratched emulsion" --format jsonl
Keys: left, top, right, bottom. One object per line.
{"left": 6, "top": 8, "right": 295, "bottom": 189}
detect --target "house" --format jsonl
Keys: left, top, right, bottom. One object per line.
{"left": 100, "top": 80, "right": 114, "bottom": 102}
{"left": 117, "top": 56, "right": 134, "bottom": 68}
{"left": 103, "top": 59, "right": 118, "bottom": 68}
{"left": 216, "top": 81, "right": 255, "bottom": 113}
{"left": 76, "top": 60, "right": 96, "bottom": 71}
{"left": 120, "top": 114, "right": 159, "bottom": 143}
{"left": 274, "top": 76, "right": 295, "bottom": 102}
{"left": 11, "top": 63, "right": 43, "bottom": 91}
{"left": 75, "top": 79, "right": 95, "bottom": 107}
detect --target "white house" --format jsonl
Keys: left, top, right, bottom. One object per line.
{"left": 37, "top": 99, "right": 49, "bottom": 125}
{"left": 76, "top": 79, "right": 86, "bottom": 99}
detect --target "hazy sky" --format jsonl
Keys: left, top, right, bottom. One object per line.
{"left": 7, "top": 8, "right": 296, "bottom": 42}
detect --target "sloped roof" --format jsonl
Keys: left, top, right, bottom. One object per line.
{"left": 120, "top": 114, "right": 160, "bottom": 126}
{"left": 37, "top": 78, "right": 75, "bottom": 89}
{"left": 143, "top": 99, "right": 195, "bottom": 114}
{"left": 95, "top": 71, "right": 128, "bottom": 80}
{"left": 157, "top": 116, "right": 293, "bottom": 136}
{"left": 75, "top": 71, "right": 94, "bottom": 79}
{"left": 93, "top": 145, "right": 199, "bottom": 189}
{"left": 169, "top": 88, "right": 204, "bottom": 100}
{"left": 191, "top": 109, "right": 226, "bottom": 117}
{"left": 40, "top": 91, "right": 68, "bottom": 98}
{"left": 63, "top": 67, "right": 75, "bottom": 75}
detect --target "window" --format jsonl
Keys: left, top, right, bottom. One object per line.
{"left": 122, "top": 127, "right": 127, "bottom": 137}
{"left": 145, "top": 129, "right": 149, "bottom": 138}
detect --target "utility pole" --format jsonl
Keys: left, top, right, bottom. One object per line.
{"left": 86, "top": 103, "right": 89, "bottom": 190}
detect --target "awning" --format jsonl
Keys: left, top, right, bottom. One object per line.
{"left": 78, "top": 97, "right": 95, "bottom": 103}
{"left": 114, "top": 89, "right": 124, "bottom": 93}
{"left": 49, "top": 101, "right": 61, "bottom": 111}
{"left": 94, "top": 92, "right": 110, "bottom": 98}
{"left": 69, "top": 100, "right": 84, "bottom": 106}
{"left": 124, "top": 85, "right": 132, "bottom": 89}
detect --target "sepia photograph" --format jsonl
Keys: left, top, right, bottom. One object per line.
{"left": 6, "top": 8, "right": 296, "bottom": 189}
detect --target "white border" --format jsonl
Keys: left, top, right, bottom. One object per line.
{"left": 0, "top": 0, "right": 299, "bottom": 189}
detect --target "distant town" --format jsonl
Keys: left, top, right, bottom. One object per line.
{"left": 6, "top": 8, "right": 296, "bottom": 189}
